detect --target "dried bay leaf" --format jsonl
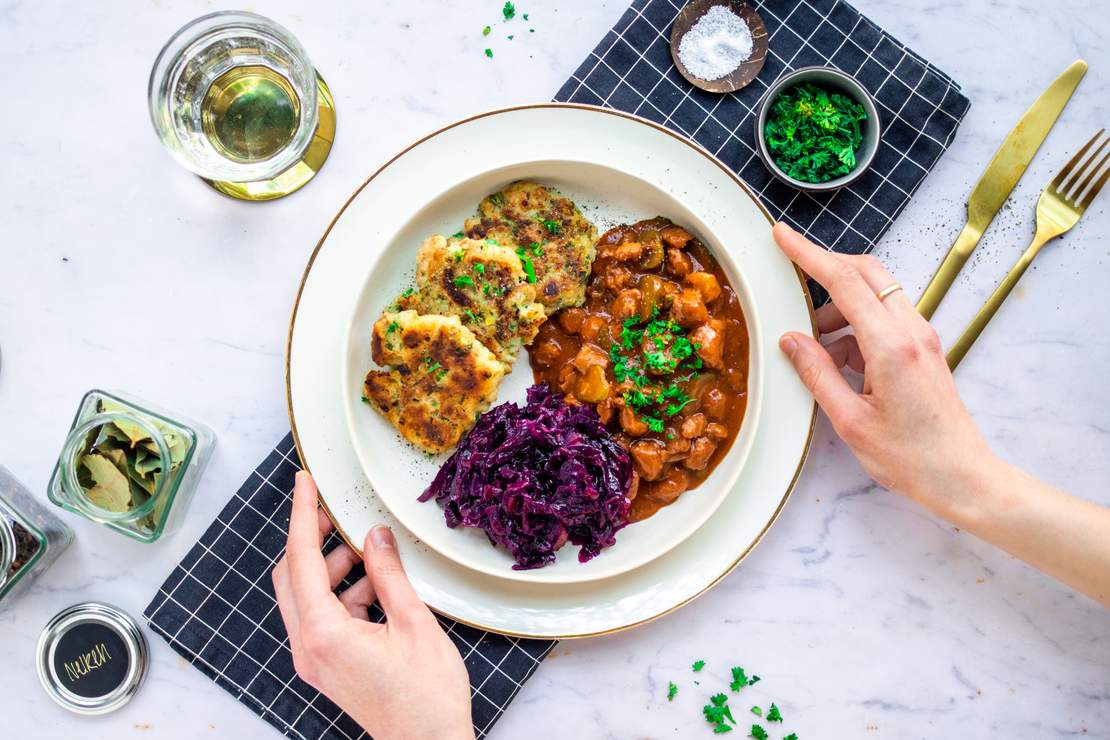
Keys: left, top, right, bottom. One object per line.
{"left": 81, "top": 453, "right": 132, "bottom": 512}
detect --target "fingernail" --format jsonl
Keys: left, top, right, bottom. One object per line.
{"left": 295, "top": 470, "right": 307, "bottom": 482}
{"left": 369, "top": 525, "right": 394, "bottom": 550}
{"left": 779, "top": 334, "right": 798, "bottom": 358}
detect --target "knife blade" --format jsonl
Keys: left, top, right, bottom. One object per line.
{"left": 915, "top": 59, "right": 1087, "bottom": 320}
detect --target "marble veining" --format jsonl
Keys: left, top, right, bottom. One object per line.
{"left": 0, "top": 1, "right": 1107, "bottom": 737}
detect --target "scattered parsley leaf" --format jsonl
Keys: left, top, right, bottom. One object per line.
{"left": 463, "top": 309, "right": 479, "bottom": 324}
{"left": 474, "top": 263, "right": 485, "bottom": 275}
{"left": 784, "top": 735, "right": 798, "bottom": 740}
{"left": 523, "top": 12, "right": 529, "bottom": 20}
{"left": 453, "top": 275, "right": 475, "bottom": 288}
{"left": 482, "top": 25, "right": 491, "bottom": 35}
{"left": 502, "top": 1, "right": 515, "bottom": 20}
{"left": 693, "top": 660, "right": 706, "bottom": 672}
{"left": 515, "top": 247, "right": 537, "bottom": 283}
{"left": 748, "top": 676, "right": 761, "bottom": 686}
{"left": 360, "top": 395, "right": 369, "bottom": 404}
{"left": 451, "top": 231, "right": 464, "bottom": 238}
{"left": 766, "top": 704, "right": 782, "bottom": 723}
{"left": 386, "top": 321, "right": 400, "bottom": 334}
{"left": 750, "top": 724, "right": 768, "bottom": 740}
{"left": 667, "top": 682, "right": 678, "bottom": 701}
{"left": 542, "top": 218, "right": 561, "bottom": 234}
{"left": 484, "top": 48, "right": 493, "bottom": 58}
{"left": 750, "top": 706, "right": 762, "bottom": 717}
{"left": 508, "top": 34, "right": 514, "bottom": 40}
{"left": 401, "top": 287, "right": 414, "bottom": 297}
{"left": 730, "top": 666, "right": 748, "bottom": 692}
{"left": 642, "top": 416, "right": 665, "bottom": 433}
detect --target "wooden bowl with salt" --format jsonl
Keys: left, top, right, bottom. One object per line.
{"left": 670, "top": 0, "right": 768, "bottom": 94}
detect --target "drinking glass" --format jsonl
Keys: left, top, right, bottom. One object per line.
{"left": 148, "top": 11, "right": 336, "bottom": 201}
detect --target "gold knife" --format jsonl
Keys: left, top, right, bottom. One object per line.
{"left": 916, "top": 59, "right": 1087, "bottom": 320}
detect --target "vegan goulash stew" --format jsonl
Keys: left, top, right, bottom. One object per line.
{"left": 529, "top": 218, "right": 749, "bottom": 521}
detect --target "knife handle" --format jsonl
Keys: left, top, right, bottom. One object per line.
{"left": 915, "top": 222, "right": 982, "bottom": 320}
{"left": 946, "top": 232, "right": 1050, "bottom": 370}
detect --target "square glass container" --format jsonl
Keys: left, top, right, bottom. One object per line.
{"left": 0, "top": 466, "right": 73, "bottom": 608}
{"left": 47, "top": 390, "right": 215, "bottom": 543}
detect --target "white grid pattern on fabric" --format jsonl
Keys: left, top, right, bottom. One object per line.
{"left": 554, "top": 0, "right": 970, "bottom": 303}
{"left": 146, "top": 435, "right": 555, "bottom": 740}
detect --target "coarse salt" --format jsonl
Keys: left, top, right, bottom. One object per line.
{"left": 677, "top": 5, "right": 753, "bottom": 81}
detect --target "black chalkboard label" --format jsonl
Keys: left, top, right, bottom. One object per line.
{"left": 52, "top": 621, "right": 130, "bottom": 698}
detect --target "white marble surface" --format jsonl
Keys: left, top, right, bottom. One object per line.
{"left": 1, "top": 1, "right": 1107, "bottom": 737}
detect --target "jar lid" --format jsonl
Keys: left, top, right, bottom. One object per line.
{"left": 36, "top": 602, "right": 149, "bottom": 714}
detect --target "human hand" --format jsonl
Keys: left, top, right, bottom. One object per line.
{"left": 272, "top": 472, "right": 473, "bottom": 740}
{"left": 773, "top": 222, "right": 996, "bottom": 518}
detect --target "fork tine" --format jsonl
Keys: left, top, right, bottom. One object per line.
{"left": 1052, "top": 128, "right": 1105, "bottom": 191}
{"left": 1063, "top": 136, "right": 1108, "bottom": 196}
{"left": 1077, "top": 149, "right": 1110, "bottom": 210}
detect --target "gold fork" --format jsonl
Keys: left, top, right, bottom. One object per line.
{"left": 946, "top": 129, "right": 1110, "bottom": 370}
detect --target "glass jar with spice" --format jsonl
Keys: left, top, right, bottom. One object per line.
{"left": 47, "top": 389, "right": 215, "bottom": 543}
{"left": 0, "top": 466, "right": 73, "bottom": 608}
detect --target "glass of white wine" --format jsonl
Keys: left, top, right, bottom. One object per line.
{"left": 148, "top": 11, "right": 336, "bottom": 201}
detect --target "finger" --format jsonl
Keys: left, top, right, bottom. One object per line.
{"left": 272, "top": 558, "right": 302, "bottom": 652}
{"left": 324, "top": 544, "right": 362, "bottom": 590}
{"left": 338, "top": 575, "right": 377, "bottom": 621}
{"left": 823, "top": 334, "right": 866, "bottom": 374}
{"left": 773, "top": 223, "right": 893, "bottom": 345}
{"left": 816, "top": 302, "right": 848, "bottom": 334}
{"left": 780, "top": 332, "right": 865, "bottom": 425}
{"left": 286, "top": 472, "right": 335, "bottom": 607}
{"left": 363, "top": 525, "right": 429, "bottom": 628}
{"left": 850, "top": 254, "right": 919, "bottom": 325}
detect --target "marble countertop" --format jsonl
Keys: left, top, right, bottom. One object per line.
{"left": 2, "top": 1, "right": 1107, "bottom": 737}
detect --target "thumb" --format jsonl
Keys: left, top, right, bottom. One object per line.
{"left": 362, "top": 525, "right": 428, "bottom": 627}
{"left": 780, "top": 332, "right": 863, "bottom": 427}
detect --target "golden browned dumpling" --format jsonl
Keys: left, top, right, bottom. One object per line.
{"left": 462, "top": 181, "right": 597, "bottom": 313}
{"left": 396, "top": 236, "right": 546, "bottom": 365}
{"left": 364, "top": 310, "right": 506, "bottom": 454}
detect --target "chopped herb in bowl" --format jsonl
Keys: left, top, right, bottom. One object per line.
{"left": 761, "top": 80, "right": 870, "bottom": 185}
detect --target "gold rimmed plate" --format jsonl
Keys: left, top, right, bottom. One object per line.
{"left": 286, "top": 104, "right": 816, "bottom": 638}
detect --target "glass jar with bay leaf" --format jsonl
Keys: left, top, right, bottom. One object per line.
{"left": 0, "top": 466, "right": 73, "bottom": 608}
{"left": 47, "top": 390, "right": 215, "bottom": 543}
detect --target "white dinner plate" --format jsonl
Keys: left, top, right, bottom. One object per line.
{"left": 287, "top": 104, "right": 816, "bottom": 637}
{"left": 340, "top": 160, "right": 764, "bottom": 584}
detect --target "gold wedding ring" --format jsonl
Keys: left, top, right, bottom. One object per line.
{"left": 876, "top": 283, "right": 903, "bottom": 301}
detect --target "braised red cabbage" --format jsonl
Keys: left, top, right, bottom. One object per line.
{"left": 418, "top": 384, "right": 632, "bottom": 570}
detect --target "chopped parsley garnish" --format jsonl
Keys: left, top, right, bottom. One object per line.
{"left": 483, "top": 283, "right": 492, "bottom": 296}
{"left": 667, "top": 682, "right": 678, "bottom": 701}
{"left": 360, "top": 395, "right": 369, "bottom": 404}
{"left": 750, "top": 707, "right": 762, "bottom": 717}
{"left": 464, "top": 309, "right": 479, "bottom": 324}
{"left": 623, "top": 390, "right": 654, "bottom": 410}
{"left": 528, "top": 241, "right": 544, "bottom": 255}
{"left": 386, "top": 321, "right": 400, "bottom": 334}
{"left": 502, "top": 1, "right": 515, "bottom": 20}
{"left": 664, "top": 398, "right": 694, "bottom": 416}
{"left": 730, "top": 667, "right": 748, "bottom": 692}
{"left": 750, "top": 725, "right": 768, "bottom": 740}
{"left": 485, "top": 238, "right": 500, "bottom": 246}
{"left": 523, "top": 12, "right": 529, "bottom": 20}
{"left": 484, "top": 48, "right": 493, "bottom": 58}
{"left": 452, "top": 231, "right": 465, "bottom": 238}
{"left": 482, "top": 25, "right": 491, "bottom": 35}
{"left": 474, "top": 263, "right": 485, "bottom": 275}
{"left": 401, "top": 287, "right": 415, "bottom": 298}
{"left": 508, "top": 34, "right": 514, "bottom": 40}
{"left": 693, "top": 660, "right": 706, "bottom": 672}
{"left": 766, "top": 704, "right": 782, "bottom": 723}
{"left": 515, "top": 247, "right": 536, "bottom": 283}
{"left": 703, "top": 693, "right": 736, "bottom": 734}
{"left": 643, "top": 416, "right": 665, "bottom": 433}
{"left": 763, "top": 82, "right": 868, "bottom": 184}
{"left": 452, "top": 250, "right": 465, "bottom": 262}
{"left": 784, "top": 735, "right": 798, "bottom": 740}
{"left": 542, "top": 218, "right": 561, "bottom": 234}
{"left": 749, "top": 676, "right": 760, "bottom": 686}
{"left": 453, "top": 275, "right": 475, "bottom": 288}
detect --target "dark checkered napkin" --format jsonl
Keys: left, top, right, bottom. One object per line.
{"left": 555, "top": 0, "right": 970, "bottom": 304}
{"left": 144, "top": 434, "right": 555, "bottom": 740}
